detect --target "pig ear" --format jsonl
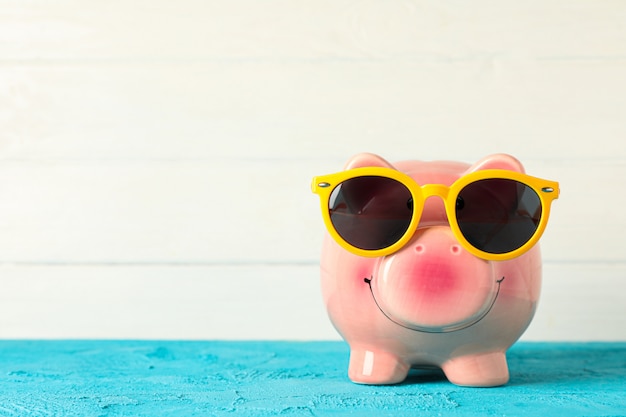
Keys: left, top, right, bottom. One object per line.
{"left": 466, "top": 153, "right": 526, "bottom": 174}
{"left": 344, "top": 153, "right": 395, "bottom": 170}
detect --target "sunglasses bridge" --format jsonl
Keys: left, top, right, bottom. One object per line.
{"left": 405, "top": 184, "right": 455, "bottom": 229}
{"left": 418, "top": 183, "right": 452, "bottom": 200}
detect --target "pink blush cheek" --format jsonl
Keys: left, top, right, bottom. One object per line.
{"left": 374, "top": 255, "right": 495, "bottom": 329}
{"left": 385, "top": 262, "right": 473, "bottom": 314}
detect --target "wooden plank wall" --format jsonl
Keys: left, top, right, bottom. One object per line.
{"left": 1, "top": 0, "right": 624, "bottom": 340}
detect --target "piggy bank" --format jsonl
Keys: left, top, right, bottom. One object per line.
{"left": 311, "top": 153, "right": 559, "bottom": 387}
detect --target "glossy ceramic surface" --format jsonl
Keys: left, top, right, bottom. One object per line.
{"left": 317, "top": 153, "right": 554, "bottom": 386}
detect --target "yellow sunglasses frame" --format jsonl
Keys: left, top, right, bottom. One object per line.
{"left": 312, "top": 167, "right": 559, "bottom": 261}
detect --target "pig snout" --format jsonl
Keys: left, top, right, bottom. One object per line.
{"left": 367, "top": 227, "right": 502, "bottom": 333}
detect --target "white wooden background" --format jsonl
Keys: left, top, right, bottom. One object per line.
{"left": 1, "top": 0, "right": 625, "bottom": 341}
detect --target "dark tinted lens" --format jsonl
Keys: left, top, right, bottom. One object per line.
{"left": 455, "top": 178, "right": 542, "bottom": 254}
{"left": 329, "top": 176, "right": 413, "bottom": 250}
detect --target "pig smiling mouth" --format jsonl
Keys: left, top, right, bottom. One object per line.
{"left": 363, "top": 276, "right": 505, "bottom": 334}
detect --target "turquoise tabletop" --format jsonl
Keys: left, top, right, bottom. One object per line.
{"left": 0, "top": 341, "right": 623, "bottom": 416}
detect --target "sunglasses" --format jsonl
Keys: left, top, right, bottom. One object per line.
{"left": 312, "top": 167, "right": 559, "bottom": 261}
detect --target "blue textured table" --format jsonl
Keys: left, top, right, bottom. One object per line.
{"left": 0, "top": 341, "right": 623, "bottom": 416}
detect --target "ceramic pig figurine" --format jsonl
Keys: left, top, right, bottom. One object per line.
{"left": 311, "top": 153, "right": 559, "bottom": 387}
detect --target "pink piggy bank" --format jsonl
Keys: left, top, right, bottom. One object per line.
{"left": 312, "top": 153, "right": 559, "bottom": 387}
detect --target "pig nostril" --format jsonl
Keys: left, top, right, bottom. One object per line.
{"left": 451, "top": 245, "right": 461, "bottom": 255}
{"left": 415, "top": 244, "right": 425, "bottom": 254}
